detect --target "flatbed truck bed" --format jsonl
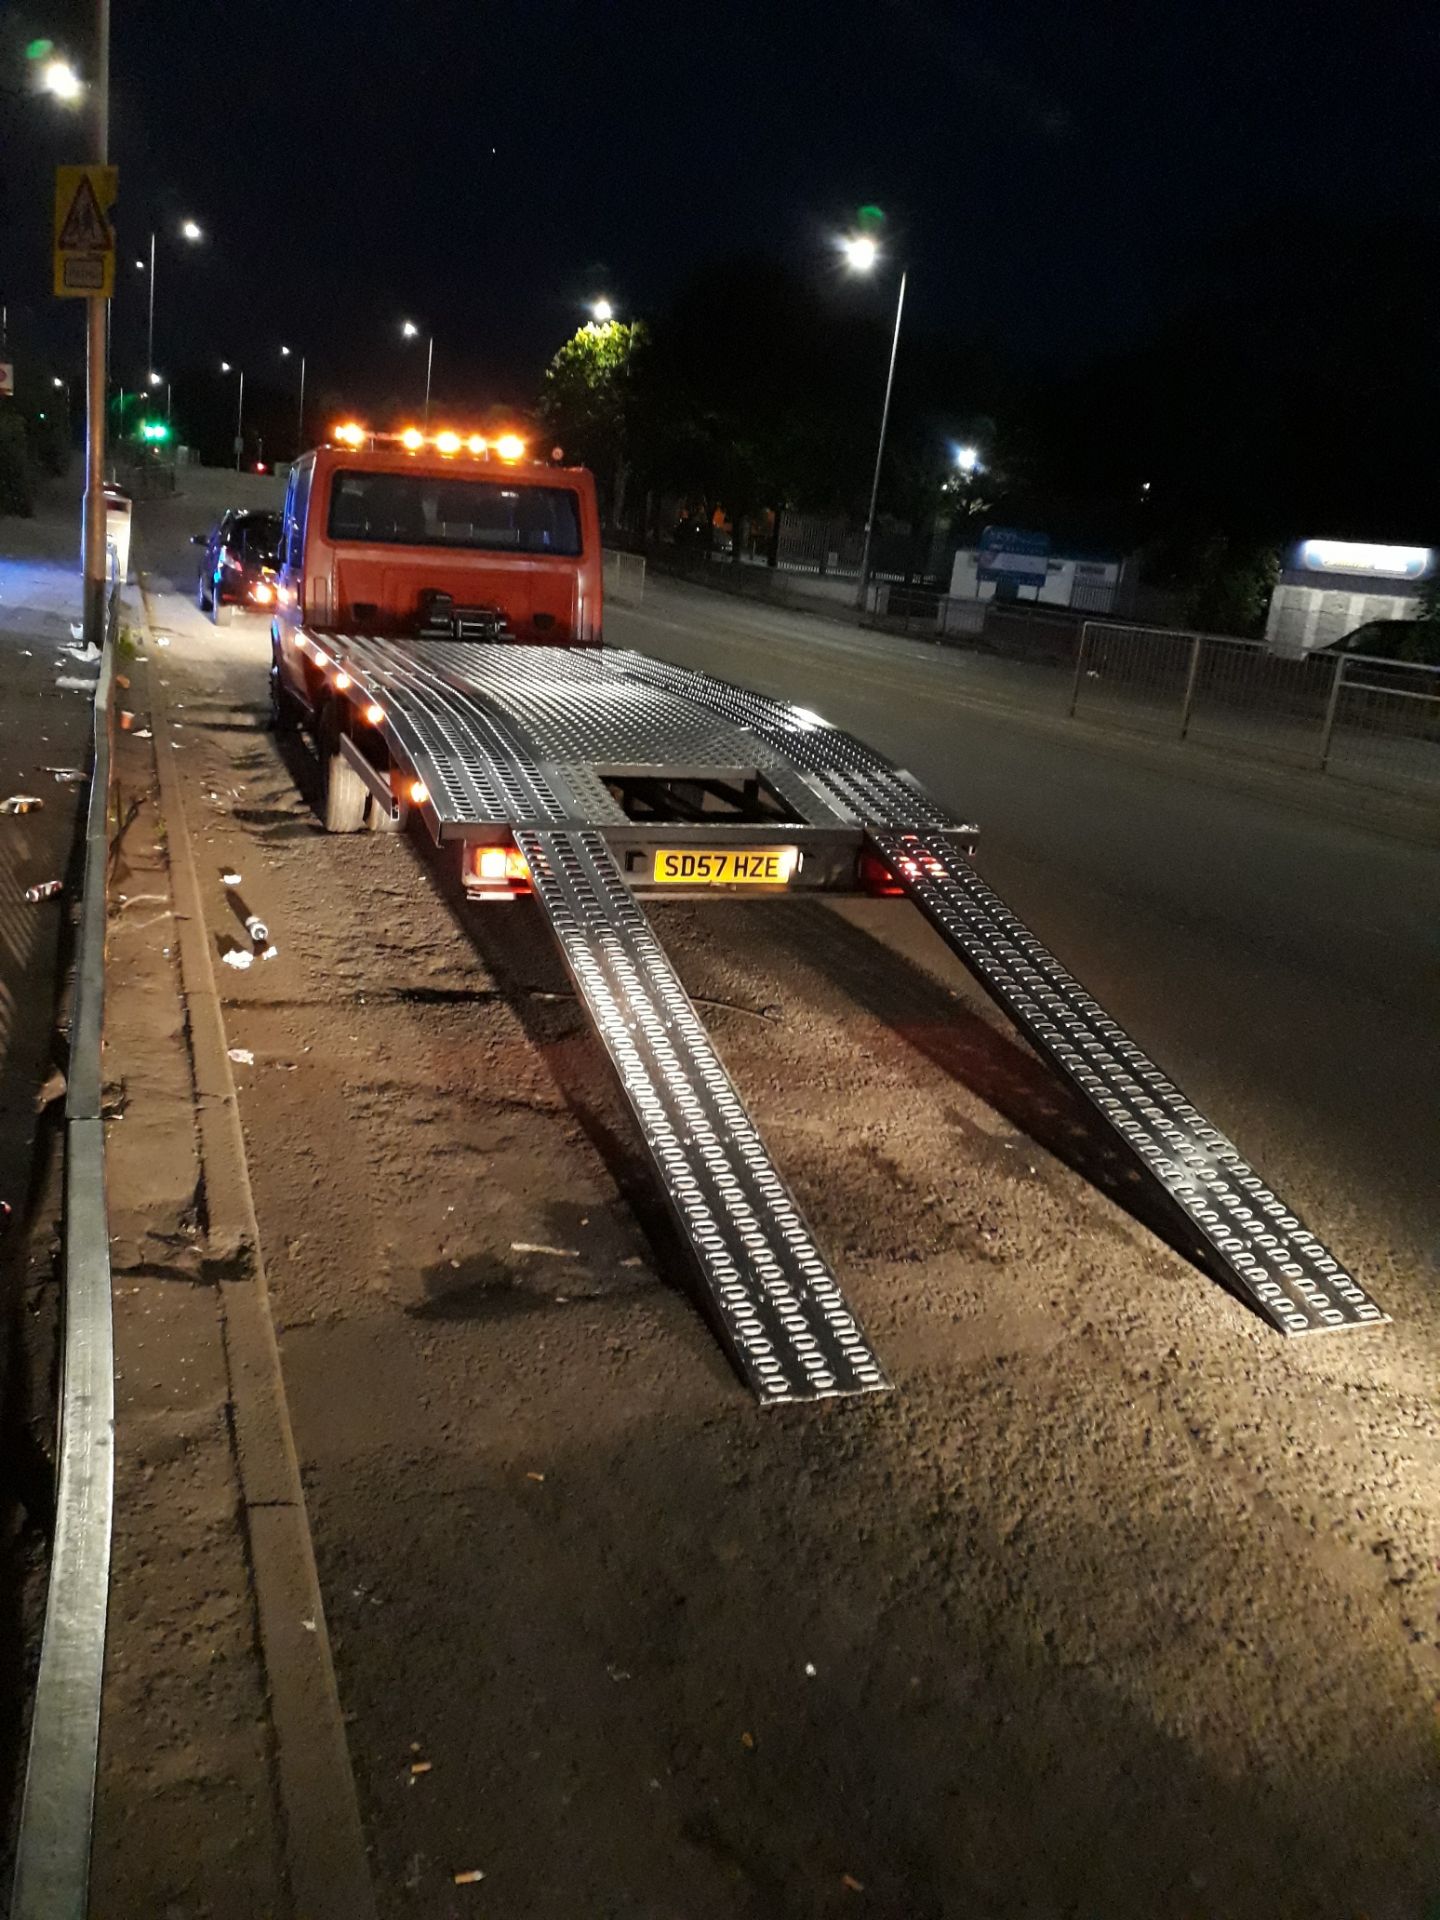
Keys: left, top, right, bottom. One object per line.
{"left": 278, "top": 630, "right": 1384, "bottom": 1401}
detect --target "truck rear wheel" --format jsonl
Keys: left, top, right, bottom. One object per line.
{"left": 365, "top": 787, "right": 407, "bottom": 833}
{"left": 317, "top": 701, "right": 368, "bottom": 833}
{"left": 269, "top": 655, "right": 301, "bottom": 733}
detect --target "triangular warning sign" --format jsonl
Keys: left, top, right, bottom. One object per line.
{"left": 58, "top": 175, "right": 112, "bottom": 252}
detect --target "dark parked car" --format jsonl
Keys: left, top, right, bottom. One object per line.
{"left": 192, "top": 509, "right": 282, "bottom": 622}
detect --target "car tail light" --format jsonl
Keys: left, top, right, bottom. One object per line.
{"left": 249, "top": 581, "right": 274, "bottom": 604}
{"left": 462, "top": 843, "right": 532, "bottom": 898}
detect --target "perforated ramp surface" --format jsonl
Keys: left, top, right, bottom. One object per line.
{"left": 517, "top": 826, "right": 890, "bottom": 1403}
{"left": 608, "top": 649, "right": 969, "bottom": 831}
{"left": 870, "top": 829, "right": 1385, "bottom": 1336}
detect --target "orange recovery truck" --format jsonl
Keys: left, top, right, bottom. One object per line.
{"left": 260, "top": 421, "right": 1381, "bottom": 1406}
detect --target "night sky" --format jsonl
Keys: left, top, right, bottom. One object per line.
{"left": 4, "top": 0, "right": 1436, "bottom": 414}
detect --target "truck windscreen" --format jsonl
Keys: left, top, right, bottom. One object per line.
{"left": 327, "top": 471, "right": 583, "bottom": 556}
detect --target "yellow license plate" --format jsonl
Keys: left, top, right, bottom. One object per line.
{"left": 652, "top": 846, "right": 798, "bottom": 887}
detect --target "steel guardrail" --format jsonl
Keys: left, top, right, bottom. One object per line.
{"left": 10, "top": 558, "right": 120, "bottom": 1920}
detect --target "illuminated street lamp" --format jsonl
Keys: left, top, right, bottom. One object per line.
{"left": 844, "top": 232, "right": 906, "bottom": 609}
{"left": 145, "top": 217, "right": 204, "bottom": 390}
{"left": 955, "top": 444, "right": 980, "bottom": 476}
{"left": 146, "top": 369, "right": 172, "bottom": 419}
{"left": 592, "top": 297, "right": 614, "bottom": 323}
{"left": 401, "top": 320, "right": 435, "bottom": 428}
{"left": 40, "top": 58, "right": 82, "bottom": 101}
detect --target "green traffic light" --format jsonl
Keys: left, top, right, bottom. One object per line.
{"left": 139, "top": 419, "right": 171, "bottom": 443}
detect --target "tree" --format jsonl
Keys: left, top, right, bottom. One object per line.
{"left": 539, "top": 319, "right": 645, "bottom": 529}
{"left": 628, "top": 255, "right": 863, "bottom": 552}
{"left": 1140, "top": 527, "right": 1279, "bottom": 637}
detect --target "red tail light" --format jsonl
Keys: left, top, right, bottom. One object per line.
{"left": 858, "top": 849, "right": 904, "bottom": 896}
{"left": 462, "top": 843, "right": 532, "bottom": 898}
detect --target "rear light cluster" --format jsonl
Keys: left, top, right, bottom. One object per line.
{"left": 462, "top": 843, "right": 532, "bottom": 899}
{"left": 858, "top": 849, "right": 904, "bottom": 896}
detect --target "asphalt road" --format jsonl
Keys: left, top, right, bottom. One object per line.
{"left": 108, "top": 476, "right": 1440, "bottom": 1919}
{"left": 612, "top": 581, "right": 1440, "bottom": 1292}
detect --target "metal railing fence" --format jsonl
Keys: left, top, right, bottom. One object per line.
{"left": 10, "top": 557, "right": 120, "bottom": 1920}
{"left": 602, "top": 547, "right": 646, "bottom": 607}
{"left": 1071, "top": 622, "right": 1440, "bottom": 795}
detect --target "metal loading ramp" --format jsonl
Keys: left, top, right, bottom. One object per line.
{"left": 307, "top": 635, "right": 1384, "bottom": 1382}
{"left": 867, "top": 830, "right": 1385, "bottom": 1335}
{"left": 517, "top": 828, "right": 888, "bottom": 1403}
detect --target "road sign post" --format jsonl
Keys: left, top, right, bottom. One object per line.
{"left": 53, "top": 166, "right": 117, "bottom": 297}
{"left": 54, "top": 156, "right": 116, "bottom": 659}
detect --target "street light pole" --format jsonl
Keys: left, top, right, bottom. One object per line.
{"left": 281, "top": 345, "right": 307, "bottom": 457}
{"left": 402, "top": 321, "right": 434, "bottom": 426}
{"left": 146, "top": 228, "right": 155, "bottom": 382}
{"left": 81, "top": 0, "right": 111, "bottom": 655}
{"left": 855, "top": 268, "right": 906, "bottom": 611}
{"left": 235, "top": 368, "right": 245, "bottom": 471}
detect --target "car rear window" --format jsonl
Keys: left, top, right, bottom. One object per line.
{"left": 233, "top": 512, "right": 281, "bottom": 563}
{"left": 327, "top": 472, "right": 583, "bottom": 556}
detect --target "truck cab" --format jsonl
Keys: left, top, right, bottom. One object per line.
{"left": 269, "top": 426, "right": 604, "bottom": 832}
{"left": 272, "top": 428, "right": 602, "bottom": 718}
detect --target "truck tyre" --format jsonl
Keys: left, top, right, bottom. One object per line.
{"left": 268, "top": 656, "right": 301, "bottom": 733}
{"left": 317, "top": 701, "right": 368, "bottom": 833}
{"left": 365, "top": 787, "right": 407, "bottom": 833}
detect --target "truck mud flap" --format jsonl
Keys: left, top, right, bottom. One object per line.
{"left": 516, "top": 827, "right": 890, "bottom": 1403}
{"left": 868, "top": 829, "right": 1384, "bottom": 1336}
